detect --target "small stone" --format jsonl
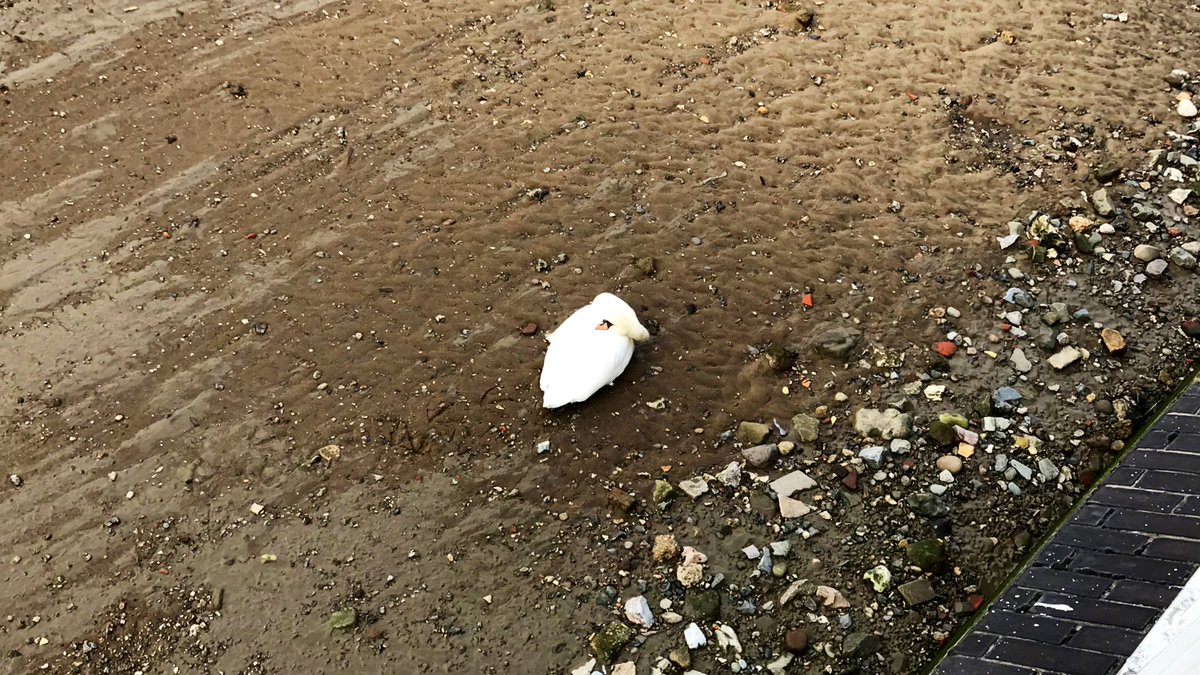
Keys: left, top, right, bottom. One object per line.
{"left": 736, "top": 421, "right": 771, "bottom": 444}
{"left": 842, "top": 632, "right": 883, "bottom": 659}
{"left": 907, "top": 538, "right": 948, "bottom": 573}
{"left": 770, "top": 470, "right": 817, "bottom": 497}
{"left": 676, "top": 562, "right": 704, "bottom": 587}
{"left": 816, "top": 585, "right": 850, "bottom": 609}
{"left": 863, "top": 565, "right": 892, "bottom": 592}
{"left": 934, "top": 341, "right": 957, "bottom": 358}
{"left": 684, "top": 623, "right": 707, "bottom": 649}
{"left": 1038, "top": 458, "right": 1060, "bottom": 481}
{"left": 1047, "top": 347, "right": 1083, "bottom": 370}
{"left": 777, "top": 441, "right": 796, "bottom": 456}
{"left": 1169, "top": 188, "right": 1193, "bottom": 206}
{"left": 858, "top": 446, "right": 886, "bottom": 469}
{"left": 590, "top": 621, "right": 634, "bottom": 662}
{"left": 853, "top": 407, "right": 913, "bottom": 440}
{"left": 1010, "top": 348, "right": 1032, "bottom": 373}
{"left": 715, "top": 461, "right": 742, "bottom": 487}
{"left": 1092, "top": 188, "right": 1114, "bottom": 216}
{"left": 907, "top": 493, "right": 949, "bottom": 518}
{"left": 653, "top": 535, "right": 680, "bottom": 562}
{"left": 1183, "top": 319, "right": 1200, "bottom": 339}
{"left": 791, "top": 413, "right": 820, "bottom": 442}
{"left": 679, "top": 477, "right": 709, "bottom": 498}
{"left": 1010, "top": 460, "right": 1034, "bottom": 481}
{"left": 897, "top": 578, "right": 937, "bottom": 606}
{"left": 1179, "top": 98, "right": 1198, "bottom": 118}
{"left": 1100, "top": 328, "right": 1126, "bottom": 355}
{"left": 1133, "top": 244, "right": 1161, "bottom": 261}
{"left": 8, "top": 474, "right": 21, "bottom": 488}
{"left": 992, "top": 386, "right": 1022, "bottom": 413}
{"left": 936, "top": 455, "right": 963, "bottom": 474}
{"left": 249, "top": 503, "right": 265, "bottom": 515}
{"left": 770, "top": 540, "right": 791, "bottom": 557}
{"left": 1169, "top": 247, "right": 1198, "bottom": 270}
{"left": 623, "top": 595, "right": 654, "bottom": 627}
{"left": 608, "top": 488, "right": 637, "bottom": 513}
{"left": 784, "top": 628, "right": 808, "bottom": 653}
{"left": 652, "top": 480, "right": 675, "bottom": 504}
{"left": 1147, "top": 259, "right": 1169, "bottom": 277}
{"left": 741, "top": 443, "right": 779, "bottom": 468}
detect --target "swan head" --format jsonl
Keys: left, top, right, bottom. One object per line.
{"left": 592, "top": 292, "right": 650, "bottom": 342}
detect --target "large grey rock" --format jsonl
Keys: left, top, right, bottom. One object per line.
{"left": 809, "top": 325, "right": 862, "bottom": 360}
{"left": 853, "top": 408, "right": 913, "bottom": 440}
{"left": 1170, "top": 247, "right": 1198, "bottom": 270}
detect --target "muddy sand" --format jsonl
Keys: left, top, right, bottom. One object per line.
{"left": 3, "top": 1, "right": 1200, "bottom": 673}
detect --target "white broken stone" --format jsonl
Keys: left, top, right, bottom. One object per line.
{"left": 678, "top": 477, "right": 709, "bottom": 498}
{"left": 778, "top": 495, "right": 814, "bottom": 518}
{"left": 684, "top": 622, "right": 707, "bottom": 649}
{"left": 770, "top": 470, "right": 817, "bottom": 497}
{"left": 624, "top": 595, "right": 654, "bottom": 628}
{"left": 1047, "top": 347, "right": 1082, "bottom": 370}
{"left": 249, "top": 502, "right": 265, "bottom": 515}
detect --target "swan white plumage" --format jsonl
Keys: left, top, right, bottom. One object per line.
{"left": 539, "top": 292, "right": 650, "bottom": 409}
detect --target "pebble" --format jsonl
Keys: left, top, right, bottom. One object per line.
{"left": 741, "top": 443, "right": 779, "bottom": 468}
{"left": 1147, "top": 259, "right": 1169, "bottom": 277}
{"left": 715, "top": 461, "right": 743, "bottom": 487}
{"left": 1170, "top": 247, "right": 1198, "bottom": 270}
{"left": 1007, "top": 482, "right": 1022, "bottom": 496}
{"left": 784, "top": 628, "right": 808, "bottom": 653}
{"left": 8, "top": 474, "right": 21, "bottom": 487}
{"left": 858, "top": 446, "right": 886, "bottom": 469}
{"left": 853, "top": 408, "right": 913, "bottom": 440}
{"left": 929, "top": 484, "right": 947, "bottom": 495}
{"left": 936, "top": 455, "right": 963, "bottom": 474}
{"left": 1010, "top": 460, "right": 1034, "bottom": 481}
{"left": 1010, "top": 348, "right": 1032, "bottom": 373}
{"left": 1038, "top": 458, "right": 1061, "bottom": 481}
{"left": 938, "top": 469, "right": 955, "bottom": 483}
{"left": 1179, "top": 98, "right": 1198, "bottom": 118}
{"left": 1134, "top": 244, "right": 1162, "bottom": 261}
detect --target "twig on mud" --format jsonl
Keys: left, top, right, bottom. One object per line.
{"left": 700, "top": 171, "right": 728, "bottom": 186}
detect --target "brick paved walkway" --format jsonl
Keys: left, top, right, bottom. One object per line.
{"left": 934, "top": 384, "right": 1200, "bottom": 675}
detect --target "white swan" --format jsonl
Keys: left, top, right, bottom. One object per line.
{"left": 540, "top": 292, "right": 651, "bottom": 409}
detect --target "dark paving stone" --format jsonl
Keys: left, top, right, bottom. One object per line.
{"left": 978, "top": 609, "right": 1076, "bottom": 644}
{"left": 1133, "top": 470, "right": 1200, "bottom": 495}
{"left": 1070, "top": 503, "right": 1111, "bottom": 526}
{"left": 1067, "top": 624, "right": 1143, "bottom": 656}
{"left": 1020, "top": 567, "right": 1112, "bottom": 597}
{"left": 1157, "top": 414, "right": 1200, "bottom": 434}
{"left": 1031, "top": 593, "right": 1159, "bottom": 630}
{"left": 1034, "top": 542, "right": 1076, "bottom": 568}
{"left": 1124, "top": 449, "right": 1200, "bottom": 475}
{"left": 985, "top": 637, "right": 1117, "bottom": 675}
{"left": 1137, "top": 429, "right": 1174, "bottom": 450}
{"left": 955, "top": 632, "right": 999, "bottom": 658}
{"left": 1056, "top": 523, "right": 1151, "bottom": 553}
{"left": 1107, "top": 466, "right": 1146, "bottom": 487}
{"left": 1070, "top": 549, "right": 1193, "bottom": 585}
{"left": 1166, "top": 432, "right": 1200, "bottom": 453}
{"left": 1106, "top": 579, "right": 1184, "bottom": 609}
{"left": 1104, "top": 509, "right": 1200, "bottom": 538}
{"left": 993, "top": 587, "right": 1041, "bottom": 612}
{"left": 1142, "top": 537, "right": 1200, "bottom": 563}
{"left": 935, "top": 656, "right": 1039, "bottom": 674}
{"left": 1177, "top": 496, "right": 1200, "bottom": 517}
{"left": 1090, "top": 486, "right": 1184, "bottom": 513}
